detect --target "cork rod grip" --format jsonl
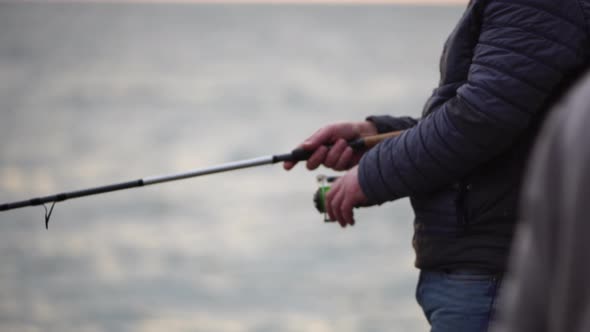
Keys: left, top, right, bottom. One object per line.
{"left": 361, "top": 130, "right": 403, "bottom": 149}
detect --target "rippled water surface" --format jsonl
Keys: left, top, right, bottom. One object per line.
{"left": 0, "top": 3, "right": 463, "bottom": 331}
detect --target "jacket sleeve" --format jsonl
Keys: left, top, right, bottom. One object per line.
{"left": 366, "top": 115, "right": 419, "bottom": 134}
{"left": 358, "top": 0, "right": 589, "bottom": 205}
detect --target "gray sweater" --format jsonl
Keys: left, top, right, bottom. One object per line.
{"left": 492, "top": 70, "right": 590, "bottom": 332}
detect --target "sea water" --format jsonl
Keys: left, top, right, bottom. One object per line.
{"left": 0, "top": 3, "right": 463, "bottom": 331}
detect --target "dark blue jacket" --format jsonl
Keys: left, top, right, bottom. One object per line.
{"left": 358, "top": 0, "right": 590, "bottom": 271}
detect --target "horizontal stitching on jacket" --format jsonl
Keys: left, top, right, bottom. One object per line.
{"left": 440, "top": 103, "right": 488, "bottom": 152}
{"left": 483, "top": 22, "right": 581, "bottom": 59}
{"left": 416, "top": 119, "right": 459, "bottom": 178}
{"left": 456, "top": 89, "right": 516, "bottom": 129}
{"left": 438, "top": 80, "right": 466, "bottom": 89}
{"left": 372, "top": 145, "right": 392, "bottom": 198}
{"left": 471, "top": 60, "right": 551, "bottom": 94}
{"left": 490, "top": 0, "right": 586, "bottom": 34}
{"left": 463, "top": 80, "right": 533, "bottom": 116}
{"left": 476, "top": 40, "right": 564, "bottom": 73}
{"left": 403, "top": 130, "right": 435, "bottom": 187}
{"left": 432, "top": 112, "right": 470, "bottom": 166}
{"left": 476, "top": 40, "right": 563, "bottom": 74}
{"left": 375, "top": 141, "right": 409, "bottom": 197}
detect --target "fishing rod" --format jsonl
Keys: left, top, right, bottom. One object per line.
{"left": 0, "top": 130, "right": 402, "bottom": 228}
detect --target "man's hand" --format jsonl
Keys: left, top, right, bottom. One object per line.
{"left": 283, "top": 121, "right": 378, "bottom": 171}
{"left": 326, "top": 165, "right": 367, "bottom": 228}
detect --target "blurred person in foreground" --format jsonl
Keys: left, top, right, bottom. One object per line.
{"left": 284, "top": 0, "right": 590, "bottom": 331}
{"left": 491, "top": 69, "right": 590, "bottom": 332}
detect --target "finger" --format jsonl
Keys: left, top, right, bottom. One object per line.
{"left": 302, "top": 127, "right": 334, "bottom": 151}
{"left": 334, "top": 146, "right": 354, "bottom": 171}
{"left": 325, "top": 182, "right": 340, "bottom": 225}
{"left": 328, "top": 186, "right": 346, "bottom": 228}
{"left": 341, "top": 198, "right": 355, "bottom": 227}
{"left": 306, "top": 146, "right": 329, "bottom": 170}
{"left": 350, "top": 153, "right": 363, "bottom": 168}
{"left": 285, "top": 126, "right": 334, "bottom": 170}
{"left": 325, "top": 183, "right": 336, "bottom": 222}
{"left": 332, "top": 197, "right": 346, "bottom": 228}
{"left": 283, "top": 141, "right": 307, "bottom": 170}
{"left": 283, "top": 160, "right": 296, "bottom": 170}
{"left": 324, "top": 139, "right": 348, "bottom": 169}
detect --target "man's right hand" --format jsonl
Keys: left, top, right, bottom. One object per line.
{"left": 283, "top": 121, "right": 378, "bottom": 171}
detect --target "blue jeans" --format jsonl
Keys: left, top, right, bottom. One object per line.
{"left": 416, "top": 270, "right": 503, "bottom": 332}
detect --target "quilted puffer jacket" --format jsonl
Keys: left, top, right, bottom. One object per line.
{"left": 358, "top": 0, "right": 590, "bottom": 271}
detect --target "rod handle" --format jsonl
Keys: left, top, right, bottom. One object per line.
{"left": 360, "top": 130, "right": 403, "bottom": 149}
{"left": 276, "top": 130, "right": 403, "bottom": 163}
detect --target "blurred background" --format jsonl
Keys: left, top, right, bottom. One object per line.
{"left": 0, "top": 1, "right": 465, "bottom": 331}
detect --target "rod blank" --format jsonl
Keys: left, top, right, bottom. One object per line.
{"left": 0, "top": 157, "right": 278, "bottom": 213}
{"left": 143, "top": 156, "right": 274, "bottom": 185}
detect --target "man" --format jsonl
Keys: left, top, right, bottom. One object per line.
{"left": 284, "top": 0, "right": 590, "bottom": 331}
{"left": 492, "top": 69, "right": 590, "bottom": 332}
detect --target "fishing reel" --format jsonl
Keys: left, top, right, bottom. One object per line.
{"left": 313, "top": 174, "right": 340, "bottom": 222}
